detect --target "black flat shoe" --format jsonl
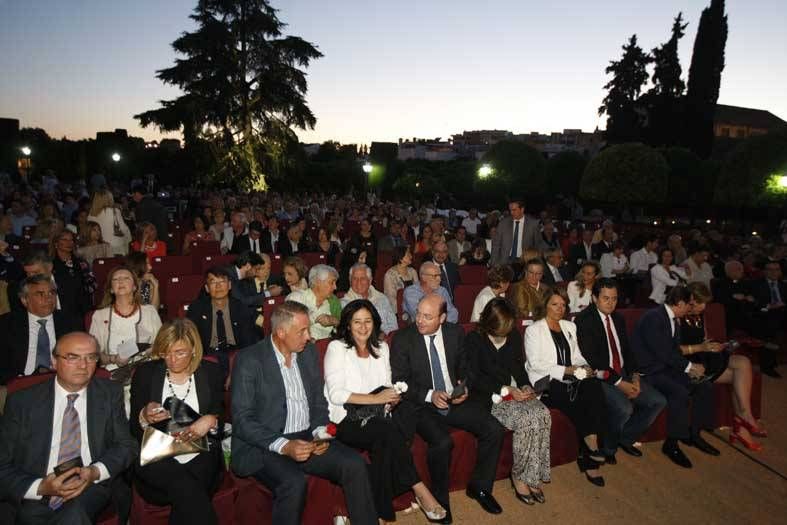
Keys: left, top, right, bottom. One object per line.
{"left": 662, "top": 442, "right": 692, "bottom": 468}
{"left": 465, "top": 488, "right": 502, "bottom": 514}
{"left": 509, "top": 478, "right": 535, "bottom": 505}
{"left": 585, "top": 472, "right": 605, "bottom": 487}
{"left": 531, "top": 488, "right": 546, "bottom": 504}
{"left": 619, "top": 443, "right": 643, "bottom": 457}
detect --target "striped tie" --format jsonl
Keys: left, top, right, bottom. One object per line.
{"left": 49, "top": 394, "right": 81, "bottom": 510}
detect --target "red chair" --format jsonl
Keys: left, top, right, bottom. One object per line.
{"left": 301, "top": 252, "right": 327, "bottom": 268}
{"left": 189, "top": 241, "right": 221, "bottom": 260}
{"left": 261, "top": 296, "right": 286, "bottom": 335}
{"left": 458, "top": 265, "right": 487, "bottom": 285}
{"left": 164, "top": 275, "right": 204, "bottom": 319}
{"left": 92, "top": 257, "right": 124, "bottom": 301}
{"left": 372, "top": 266, "right": 386, "bottom": 291}
{"left": 396, "top": 288, "right": 405, "bottom": 320}
{"left": 270, "top": 254, "right": 284, "bottom": 276}
{"left": 6, "top": 372, "right": 55, "bottom": 394}
{"left": 150, "top": 255, "right": 192, "bottom": 281}
{"left": 314, "top": 338, "right": 331, "bottom": 375}
{"left": 460, "top": 323, "right": 475, "bottom": 334}
{"left": 453, "top": 284, "right": 483, "bottom": 324}
{"left": 198, "top": 255, "right": 235, "bottom": 276}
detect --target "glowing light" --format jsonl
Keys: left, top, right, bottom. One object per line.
{"left": 671, "top": 220, "right": 676, "bottom": 225}
{"left": 752, "top": 231, "right": 758, "bottom": 236}
{"left": 706, "top": 219, "right": 712, "bottom": 224}
{"left": 362, "top": 162, "right": 372, "bottom": 174}
{"left": 779, "top": 176, "right": 787, "bottom": 188}
{"left": 652, "top": 220, "right": 658, "bottom": 226}
{"left": 111, "top": 153, "right": 121, "bottom": 162}
{"left": 415, "top": 182, "right": 421, "bottom": 188}
{"left": 20, "top": 146, "right": 31, "bottom": 156}
{"left": 478, "top": 164, "right": 493, "bottom": 178}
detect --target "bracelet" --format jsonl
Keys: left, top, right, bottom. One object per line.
{"left": 688, "top": 345, "right": 693, "bottom": 355}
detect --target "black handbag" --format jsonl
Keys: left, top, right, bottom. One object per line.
{"left": 343, "top": 385, "right": 389, "bottom": 425}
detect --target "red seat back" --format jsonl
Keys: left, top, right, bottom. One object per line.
{"left": 164, "top": 275, "right": 205, "bottom": 318}
{"left": 458, "top": 265, "right": 487, "bottom": 285}
{"left": 7, "top": 373, "right": 55, "bottom": 394}
{"left": 301, "top": 252, "right": 328, "bottom": 268}
{"left": 189, "top": 241, "right": 220, "bottom": 260}
{"left": 197, "top": 254, "right": 235, "bottom": 276}
{"left": 704, "top": 302, "right": 727, "bottom": 342}
{"left": 270, "top": 254, "right": 284, "bottom": 276}
{"left": 262, "top": 296, "right": 286, "bottom": 335}
{"left": 453, "top": 284, "right": 484, "bottom": 324}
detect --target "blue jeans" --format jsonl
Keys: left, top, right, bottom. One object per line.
{"left": 599, "top": 376, "right": 666, "bottom": 454}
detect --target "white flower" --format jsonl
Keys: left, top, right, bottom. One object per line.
{"left": 500, "top": 386, "right": 510, "bottom": 397}
{"left": 573, "top": 367, "right": 587, "bottom": 380}
{"left": 491, "top": 393, "right": 503, "bottom": 404}
{"left": 393, "top": 381, "right": 409, "bottom": 394}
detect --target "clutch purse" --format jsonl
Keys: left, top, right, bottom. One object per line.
{"left": 139, "top": 396, "right": 209, "bottom": 466}
{"left": 343, "top": 386, "right": 389, "bottom": 425}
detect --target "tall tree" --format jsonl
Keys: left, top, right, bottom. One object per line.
{"left": 598, "top": 35, "right": 651, "bottom": 144}
{"left": 135, "top": 0, "right": 322, "bottom": 189}
{"left": 683, "top": 0, "right": 728, "bottom": 158}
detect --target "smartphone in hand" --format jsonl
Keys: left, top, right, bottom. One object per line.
{"left": 450, "top": 382, "right": 467, "bottom": 399}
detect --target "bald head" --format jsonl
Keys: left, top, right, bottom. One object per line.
{"left": 415, "top": 293, "right": 446, "bottom": 335}
{"left": 53, "top": 332, "right": 100, "bottom": 392}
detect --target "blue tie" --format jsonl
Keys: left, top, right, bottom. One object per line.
{"left": 510, "top": 220, "right": 520, "bottom": 259}
{"left": 36, "top": 319, "right": 51, "bottom": 370}
{"left": 429, "top": 335, "right": 448, "bottom": 415}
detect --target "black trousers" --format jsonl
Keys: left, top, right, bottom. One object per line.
{"left": 399, "top": 399, "right": 505, "bottom": 511}
{"left": 15, "top": 482, "right": 111, "bottom": 525}
{"left": 337, "top": 416, "right": 420, "bottom": 521}
{"left": 135, "top": 448, "right": 222, "bottom": 525}
{"left": 642, "top": 368, "right": 714, "bottom": 440}
{"left": 252, "top": 430, "right": 377, "bottom": 525}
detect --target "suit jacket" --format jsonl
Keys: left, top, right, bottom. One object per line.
{"left": 541, "top": 263, "right": 570, "bottom": 287}
{"left": 279, "top": 238, "right": 310, "bottom": 258}
{"left": 229, "top": 234, "right": 265, "bottom": 255}
{"left": 465, "top": 331, "right": 528, "bottom": 409}
{"left": 575, "top": 303, "right": 637, "bottom": 385}
{"left": 259, "top": 230, "right": 280, "bottom": 255}
{"left": 0, "top": 377, "right": 138, "bottom": 503}
{"left": 390, "top": 322, "right": 467, "bottom": 407}
{"left": 490, "top": 215, "right": 540, "bottom": 266}
{"left": 129, "top": 360, "right": 224, "bottom": 442}
{"left": 186, "top": 295, "right": 261, "bottom": 352}
{"left": 423, "top": 258, "right": 461, "bottom": 297}
{"left": 591, "top": 241, "right": 613, "bottom": 261}
{"left": 750, "top": 278, "right": 787, "bottom": 309}
{"left": 567, "top": 242, "right": 594, "bottom": 274}
{"left": 0, "top": 309, "right": 81, "bottom": 384}
{"left": 230, "top": 338, "right": 329, "bottom": 477}
{"left": 630, "top": 305, "right": 688, "bottom": 375}
{"left": 712, "top": 278, "right": 756, "bottom": 331}
{"left": 524, "top": 318, "right": 587, "bottom": 386}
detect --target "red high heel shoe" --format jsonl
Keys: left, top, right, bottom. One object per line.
{"left": 730, "top": 419, "right": 763, "bottom": 452}
{"left": 733, "top": 416, "right": 768, "bottom": 438}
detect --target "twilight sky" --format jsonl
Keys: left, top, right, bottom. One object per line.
{"left": 1, "top": 0, "right": 785, "bottom": 145}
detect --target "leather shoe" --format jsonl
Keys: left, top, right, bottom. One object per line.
{"left": 662, "top": 442, "right": 692, "bottom": 468}
{"left": 682, "top": 435, "right": 720, "bottom": 456}
{"left": 604, "top": 453, "right": 617, "bottom": 465}
{"left": 619, "top": 443, "right": 643, "bottom": 457}
{"left": 465, "top": 488, "right": 502, "bottom": 514}
{"left": 584, "top": 472, "right": 605, "bottom": 487}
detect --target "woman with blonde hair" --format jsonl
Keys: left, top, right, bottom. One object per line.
{"left": 77, "top": 220, "right": 113, "bottom": 265}
{"left": 88, "top": 189, "right": 132, "bottom": 255}
{"left": 567, "top": 261, "right": 601, "bottom": 313}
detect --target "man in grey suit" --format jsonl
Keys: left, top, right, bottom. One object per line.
{"left": 231, "top": 301, "right": 377, "bottom": 525}
{"left": 490, "top": 199, "right": 540, "bottom": 266}
{"left": 0, "top": 332, "right": 137, "bottom": 525}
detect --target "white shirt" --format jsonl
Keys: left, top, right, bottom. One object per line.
{"left": 649, "top": 265, "right": 688, "bottom": 304}
{"left": 461, "top": 217, "right": 482, "bottom": 235}
{"left": 629, "top": 247, "right": 656, "bottom": 273}
{"left": 600, "top": 253, "right": 628, "bottom": 278}
{"left": 161, "top": 376, "right": 200, "bottom": 464}
{"left": 248, "top": 237, "right": 261, "bottom": 254}
{"left": 423, "top": 328, "right": 454, "bottom": 401}
{"left": 470, "top": 286, "right": 498, "bottom": 323}
{"left": 567, "top": 281, "right": 592, "bottom": 313}
{"left": 25, "top": 312, "right": 56, "bottom": 375}
{"left": 547, "top": 263, "right": 563, "bottom": 283}
{"left": 597, "top": 310, "right": 623, "bottom": 384}
{"left": 24, "top": 381, "right": 110, "bottom": 500}
{"left": 269, "top": 341, "right": 312, "bottom": 454}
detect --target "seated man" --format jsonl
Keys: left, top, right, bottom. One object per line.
{"left": 7, "top": 252, "right": 64, "bottom": 314}
{"left": 403, "top": 262, "right": 458, "bottom": 323}
{"left": 428, "top": 241, "right": 461, "bottom": 300}
{"left": 279, "top": 224, "right": 309, "bottom": 258}
{"left": 630, "top": 286, "right": 719, "bottom": 469}
{"left": 507, "top": 258, "right": 550, "bottom": 319}
{"left": 0, "top": 332, "right": 137, "bottom": 524}
{"left": 628, "top": 236, "right": 658, "bottom": 277}
{"left": 391, "top": 293, "right": 505, "bottom": 522}
{"left": 230, "top": 301, "right": 377, "bottom": 525}
{"left": 286, "top": 264, "right": 341, "bottom": 340}
{"left": 0, "top": 274, "right": 81, "bottom": 385}
{"left": 575, "top": 278, "right": 667, "bottom": 463}
{"left": 750, "top": 261, "right": 786, "bottom": 377}
{"left": 340, "top": 264, "right": 398, "bottom": 335}
{"left": 220, "top": 211, "right": 248, "bottom": 255}
{"left": 542, "top": 249, "right": 569, "bottom": 286}
{"left": 447, "top": 227, "right": 471, "bottom": 264}
{"left": 230, "top": 220, "right": 265, "bottom": 255}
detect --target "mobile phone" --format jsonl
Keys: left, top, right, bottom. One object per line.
{"left": 54, "top": 457, "right": 83, "bottom": 483}
{"left": 450, "top": 383, "right": 467, "bottom": 399}
{"left": 313, "top": 437, "right": 333, "bottom": 445}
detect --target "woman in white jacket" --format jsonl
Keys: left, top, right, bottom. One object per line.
{"left": 525, "top": 288, "right": 607, "bottom": 487}
{"left": 649, "top": 248, "right": 688, "bottom": 305}
{"left": 87, "top": 189, "right": 131, "bottom": 255}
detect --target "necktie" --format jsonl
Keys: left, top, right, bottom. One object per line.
{"left": 672, "top": 317, "right": 680, "bottom": 346}
{"left": 36, "top": 319, "right": 51, "bottom": 370}
{"left": 510, "top": 220, "right": 520, "bottom": 259}
{"left": 216, "top": 309, "right": 227, "bottom": 352}
{"left": 440, "top": 265, "right": 452, "bottom": 298}
{"left": 606, "top": 316, "right": 621, "bottom": 375}
{"left": 429, "top": 335, "right": 448, "bottom": 415}
{"left": 49, "top": 394, "right": 80, "bottom": 510}
{"left": 770, "top": 281, "right": 782, "bottom": 304}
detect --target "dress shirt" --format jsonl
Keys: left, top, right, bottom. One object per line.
{"left": 629, "top": 247, "right": 656, "bottom": 273}
{"left": 24, "top": 381, "right": 110, "bottom": 500}
{"left": 288, "top": 239, "right": 300, "bottom": 253}
{"left": 664, "top": 305, "right": 692, "bottom": 374}
{"left": 269, "top": 341, "right": 311, "bottom": 454}
{"left": 547, "top": 263, "right": 564, "bottom": 283}
{"left": 285, "top": 288, "right": 335, "bottom": 340}
{"left": 340, "top": 286, "right": 398, "bottom": 334}
{"left": 461, "top": 217, "right": 482, "bottom": 235}
{"left": 248, "top": 237, "right": 261, "bottom": 254}
{"left": 649, "top": 265, "right": 688, "bottom": 304}
{"left": 470, "top": 286, "right": 498, "bottom": 323}
{"left": 209, "top": 304, "right": 237, "bottom": 348}
{"left": 683, "top": 258, "right": 713, "bottom": 288}
{"left": 25, "top": 312, "right": 56, "bottom": 375}
{"left": 597, "top": 310, "right": 623, "bottom": 385}
{"left": 423, "top": 328, "right": 454, "bottom": 401}
{"left": 600, "top": 253, "right": 628, "bottom": 278}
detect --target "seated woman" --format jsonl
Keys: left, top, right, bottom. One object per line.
{"left": 649, "top": 247, "right": 688, "bottom": 305}
{"left": 383, "top": 245, "right": 418, "bottom": 312}
{"left": 681, "top": 282, "right": 765, "bottom": 450}
{"left": 470, "top": 265, "right": 514, "bottom": 323}
{"left": 77, "top": 220, "right": 113, "bottom": 265}
{"left": 286, "top": 264, "right": 341, "bottom": 340}
{"left": 599, "top": 241, "right": 629, "bottom": 278}
{"left": 460, "top": 237, "right": 491, "bottom": 266}
{"left": 525, "top": 288, "right": 607, "bottom": 486}
{"left": 466, "top": 298, "right": 551, "bottom": 504}
{"left": 324, "top": 299, "right": 446, "bottom": 523}
{"left": 183, "top": 215, "right": 216, "bottom": 255}
{"left": 537, "top": 220, "right": 560, "bottom": 254}
{"left": 89, "top": 266, "right": 162, "bottom": 368}
{"left": 131, "top": 221, "right": 167, "bottom": 261}
{"left": 130, "top": 318, "right": 224, "bottom": 525}
{"left": 567, "top": 260, "right": 600, "bottom": 314}
{"left": 49, "top": 229, "right": 96, "bottom": 319}
{"left": 126, "top": 251, "right": 161, "bottom": 309}
{"left": 315, "top": 226, "right": 342, "bottom": 266}
{"left": 413, "top": 224, "right": 433, "bottom": 255}
{"left": 208, "top": 208, "right": 227, "bottom": 241}
{"left": 282, "top": 256, "right": 309, "bottom": 293}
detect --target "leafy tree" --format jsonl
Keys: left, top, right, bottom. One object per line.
{"left": 135, "top": 0, "right": 322, "bottom": 189}
{"left": 684, "top": 0, "right": 728, "bottom": 158}
{"left": 546, "top": 151, "right": 587, "bottom": 196}
{"left": 598, "top": 35, "right": 651, "bottom": 144}
{"left": 480, "top": 140, "right": 546, "bottom": 197}
{"left": 580, "top": 143, "right": 669, "bottom": 203}
{"left": 660, "top": 147, "right": 702, "bottom": 205}
{"left": 714, "top": 130, "right": 787, "bottom": 207}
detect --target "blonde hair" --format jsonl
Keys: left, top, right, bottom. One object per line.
{"left": 98, "top": 266, "right": 142, "bottom": 308}
{"left": 89, "top": 190, "right": 115, "bottom": 217}
{"left": 151, "top": 318, "right": 203, "bottom": 375}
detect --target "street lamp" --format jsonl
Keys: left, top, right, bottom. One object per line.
{"left": 111, "top": 152, "right": 121, "bottom": 162}
{"left": 478, "top": 164, "right": 493, "bottom": 178}
{"left": 20, "top": 146, "right": 31, "bottom": 156}
{"left": 362, "top": 162, "right": 372, "bottom": 174}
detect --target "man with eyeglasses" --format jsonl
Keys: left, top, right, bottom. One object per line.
{"left": 0, "top": 331, "right": 137, "bottom": 524}
{"left": 403, "top": 261, "right": 458, "bottom": 323}
{"left": 1, "top": 274, "right": 81, "bottom": 387}
{"left": 507, "top": 259, "right": 551, "bottom": 319}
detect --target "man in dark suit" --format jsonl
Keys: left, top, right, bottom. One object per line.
{"left": 575, "top": 279, "right": 666, "bottom": 463}
{"left": 131, "top": 185, "right": 168, "bottom": 243}
{"left": 427, "top": 241, "right": 461, "bottom": 300}
{"left": 230, "top": 301, "right": 377, "bottom": 525}
{"left": 542, "top": 249, "right": 571, "bottom": 286}
{"left": 568, "top": 228, "right": 595, "bottom": 276}
{"left": 1, "top": 274, "right": 82, "bottom": 385}
{"left": 591, "top": 228, "right": 614, "bottom": 261}
{"left": 749, "top": 261, "right": 786, "bottom": 377}
{"left": 230, "top": 220, "right": 265, "bottom": 255}
{"left": 391, "top": 293, "right": 505, "bottom": 523}
{"left": 259, "top": 216, "right": 281, "bottom": 255}
{"left": 630, "top": 286, "right": 718, "bottom": 468}
{"left": 279, "top": 224, "right": 309, "bottom": 258}
{"left": 0, "top": 331, "right": 137, "bottom": 524}
{"left": 490, "top": 198, "right": 539, "bottom": 266}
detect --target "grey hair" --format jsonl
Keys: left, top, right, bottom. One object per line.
{"left": 308, "top": 264, "right": 339, "bottom": 288}
{"left": 270, "top": 301, "right": 310, "bottom": 333}
{"left": 349, "top": 263, "right": 372, "bottom": 280}
{"left": 21, "top": 251, "right": 53, "bottom": 267}
{"left": 19, "top": 274, "right": 57, "bottom": 298}
{"left": 419, "top": 261, "right": 438, "bottom": 278}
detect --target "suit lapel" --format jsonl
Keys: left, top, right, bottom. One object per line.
{"left": 86, "top": 380, "right": 106, "bottom": 461}
{"left": 195, "top": 366, "right": 209, "bottom": 413}
{"left": 150, "top": 361, "right": 166, "bottom": 403}
{"left": 33, "top": 380, "right": 56, "bottom": 475}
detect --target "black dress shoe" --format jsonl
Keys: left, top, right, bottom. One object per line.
{"left": 682, "top": 435, "right": 721, "bottom": 456}
{"left": 619, "top": 443, "right": 643, "bottom": 457}
{"left": 662, "top": 441, "right": 692, "bottom": 468}
{"left": 465, "top": 488, "right": 502, "bottom": 514}
{"left": 584, "top": 472, "right": 605, "bottom": 487}
{"left": 604, "top": 453, "right": 617, "bottom": 465}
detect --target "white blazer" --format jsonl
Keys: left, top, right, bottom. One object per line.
{"left": 525, "top": 318, "right": 587, "bottom": 387}
{"left": 649, "top": 264, "right": 688, "bottom": 304}
{"left": 89, "top": 304, "right": 162, "bottom": 355}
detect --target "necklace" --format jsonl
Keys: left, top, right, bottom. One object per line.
{"left": 113, "top": 303, "right": 139, "bottom": 318}
{"left": 166, "top": 369, "right": 193, "bottom": 401}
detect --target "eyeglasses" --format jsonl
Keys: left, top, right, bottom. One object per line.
{"left": 423, "top": 273, "right": 441, "bottom": 278}
{"left": 164, "top": 349, "right": 193, "bottom": 360}
{"left": 55, "top": 353, "right": 100, "bottom": 364}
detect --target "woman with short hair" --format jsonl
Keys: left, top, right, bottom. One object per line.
{"left": 470, "top": 265, "right": 514, "bottom": 323}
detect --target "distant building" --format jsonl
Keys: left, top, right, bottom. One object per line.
{"left": 159, "top": 139, "right": 181, "bottom": 152}
{"left": 397, "top": 137, "right": 456, "bottom": 161}
{"left": 713, "top": 104, "right": 787, "bottom": 139}
{"left": 302, "top": 143, "right": 320, "bottom": 156}
{"left": 512, "top": 128, "right": 604, "bottom": 158}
